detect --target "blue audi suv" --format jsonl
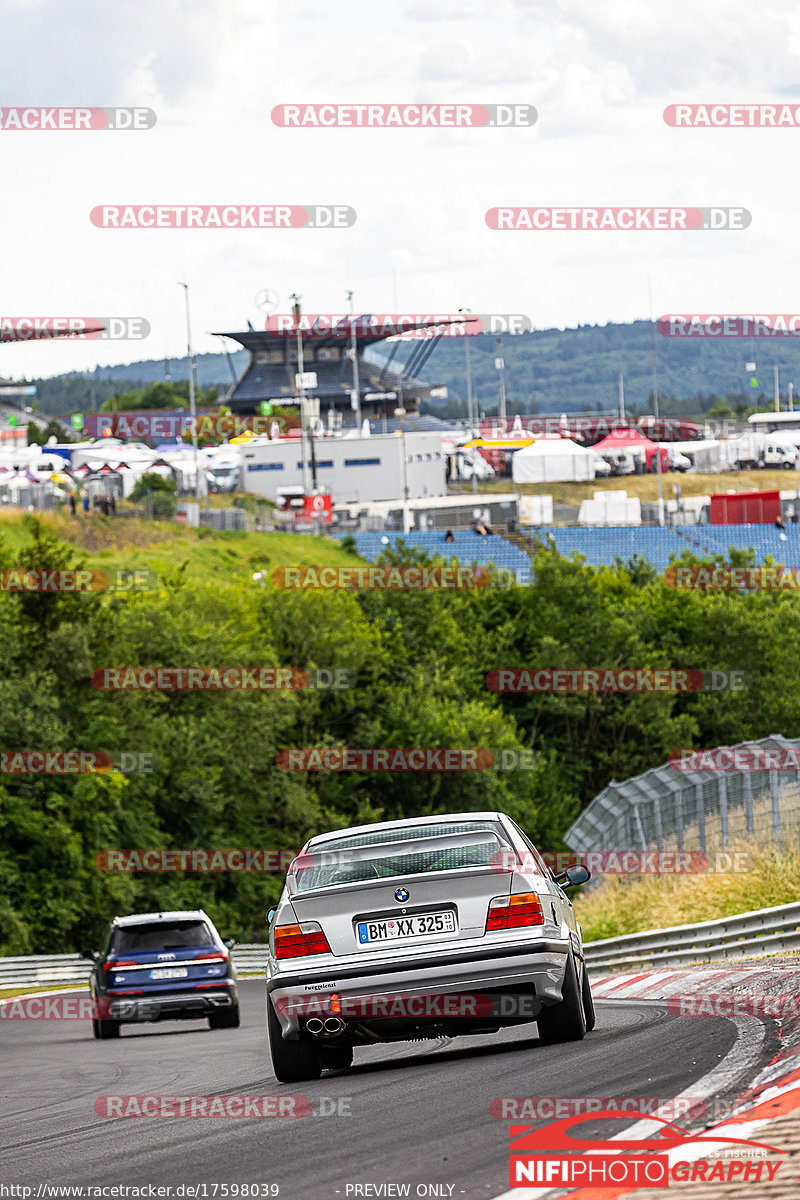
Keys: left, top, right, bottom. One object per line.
{"left": 84, "top": 910, "right": 239, "bottom": 1039}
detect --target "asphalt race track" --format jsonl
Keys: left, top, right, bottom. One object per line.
{"left": 0, "top": 980, "right": 776, "bottom": 1198}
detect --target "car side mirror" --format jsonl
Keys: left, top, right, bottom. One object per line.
{"left": 222, "top": 937, "right": 235, "bottom": 949}
{"left": 267, "top": 908, "right": 276, "bottom": 924}
{"left": 554, "top": 863, "right": 591, "bottom": 887}
{"left": 80, "top": 949, "right": 99, "bottom": 961}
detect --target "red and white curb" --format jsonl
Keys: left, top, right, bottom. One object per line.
{"left": 492, "top": 964, "right": 800, "bottom": 1199}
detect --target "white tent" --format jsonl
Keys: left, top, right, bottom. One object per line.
{"left": 512, "top": 437, "right": 596, "bottom": 484}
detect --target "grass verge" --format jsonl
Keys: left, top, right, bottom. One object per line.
{"left": 575, "top": 844, "right": 800, "bottom": 942}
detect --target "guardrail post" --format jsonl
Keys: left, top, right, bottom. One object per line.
{"left": 770, "top": 769, "right": 781, "bottom": 846}
{"left": 718, "top": 774, "right": 729, "bottom": 847}
{"left": 695, "top": 783, "right": 706, "bottom": 854}
{"left": 653, "top": 797, "right": 663, "bottom": 851}
{"left": 743, "top": 772, "right": 754, "bottom": 836}
{"left": 634, "top": 804, "right": 648, "bottom": 851}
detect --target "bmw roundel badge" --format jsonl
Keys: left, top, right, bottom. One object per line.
{"left": 394, "top": 887, "right": 409, "bottom": 902}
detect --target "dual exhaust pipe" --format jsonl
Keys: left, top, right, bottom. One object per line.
{"left": 306, "top": 1016, "right": 347, "bottom": 1038}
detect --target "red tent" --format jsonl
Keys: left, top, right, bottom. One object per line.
{"left": 593, "top": 427, "right": 670, "bottom": 470}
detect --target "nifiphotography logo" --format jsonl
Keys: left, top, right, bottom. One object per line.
{"left": 507, "top": 1110, "right": 784, "bottom": 1187}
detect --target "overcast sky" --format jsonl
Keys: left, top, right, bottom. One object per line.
{"left": 2, "top": 0, "right": 800, "bottom": 379}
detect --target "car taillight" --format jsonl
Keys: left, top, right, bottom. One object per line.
{"left": 193, "top": 952, "right": 228, "bottom": 963}
{"left": 486, "top": 892, "right": 544, "bottom": 932}
{"left": 104, "top": 959, "right": 139, "bottom": 971}
{"left": 274, "top": 922, "right": 331, "bottom": 959}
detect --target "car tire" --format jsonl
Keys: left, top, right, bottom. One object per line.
{"left": 536, "top": 950, "right": 586, "bottom": 1045}
{"left": 581, "top": 960, "right": 596, "bottom": 1032}
{"left": 318, "top": 1042, "right": 354, "bottom": 1071}
{"left": 97, "top": 1018, "right": 121, "bottom": 1039}
{"left": 267, "top": 997, "right": 321, "bottom": 1083}
{"left": 209, "top": 1004, "right": 241, "bottom": 1030}
{"left": 91, "top": 1019, "right": 100, "bottom": 1039}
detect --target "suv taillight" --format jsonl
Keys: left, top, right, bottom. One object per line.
{"left": 192, "top": 952, "right": 228, "bottom": 963}
{"left": 104, "top": 959, "right": 139, "bottom": 971}
{"left": 486, "top": 892, "right": 544, "bottom": 932}
{"left": 274, "top": 922, "right": 331, "bottom": 959}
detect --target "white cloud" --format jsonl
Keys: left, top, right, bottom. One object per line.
{"left": 3, "top": 0, "right": 800, "bottom": 381}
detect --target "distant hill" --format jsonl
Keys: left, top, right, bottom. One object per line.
{"left": 25, "top": 321, "right": 798, "bottom": 418}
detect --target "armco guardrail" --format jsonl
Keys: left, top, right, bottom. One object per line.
{"left": 584, "top": 900, "right": 800, "bottom": 970}
{"left": 0, "top": 946, "right": 270, "bottom": 990}
{"left": 3, "top": 905, "right": 799, "bottom": 989}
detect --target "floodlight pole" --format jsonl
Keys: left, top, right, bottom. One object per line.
{"left": 346, "top": 290, "right": 361, "bottom": 427}
{"left": 290, "top": 293, "right": 310, "bottom": 496}
{"left": 178, "top": 282, "right": 201, "bottom": 501}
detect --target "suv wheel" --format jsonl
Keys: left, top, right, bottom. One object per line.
{"left": 97, "top": 1018, "right": 121, "bottom": 1040}
{"left": 209, "top": 1004, "right": 241, "bottom": 1030}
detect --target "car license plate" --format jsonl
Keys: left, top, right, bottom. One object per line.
{"left": 149, "top": 967, "right": 188, "bottom": 980}
{"left": 357, "top": 911, "right": 456, "bottom": 944}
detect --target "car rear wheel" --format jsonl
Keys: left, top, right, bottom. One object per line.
{"left": 97, "top": 1018, "right": 121, "bottom": 1040}
{"left": 209, "top": 1004, "right": 241, "bottom": 1030}
{"left": 91, "top": 1019, "right": 100, "bottom": 1039}
{"left": 536, "top": 950, "right": 586, "bottom": 1044}
{"left": 581, "top": 961, "right": 596, "bottom": 1032}
{"left": 267, "top": 997, "right": 321, "bottom": 1083}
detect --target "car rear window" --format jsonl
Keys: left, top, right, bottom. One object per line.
{"left": 112, "top": 920, "right": 214, "bottom": 952}
{"left": 296, "top": 824, "right": 506, "bottom": 892}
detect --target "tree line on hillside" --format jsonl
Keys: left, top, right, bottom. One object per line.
{"left": 27, "top": 320, "right": 800, "bottom": 419}
{"left": 2, "top": 523, "right": 800, "bottom": 954}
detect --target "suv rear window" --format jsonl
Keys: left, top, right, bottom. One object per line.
{"left": 112, "top": 920, "right": 214, "bottom": 952}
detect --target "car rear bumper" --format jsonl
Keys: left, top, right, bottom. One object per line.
{"left": 267, "top": 937, "right": 574, "bottom": 1038}
{"left": 105, "top": 988, "right": 238, "bottom": 1024}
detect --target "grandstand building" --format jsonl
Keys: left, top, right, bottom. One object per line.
{"left": 215, "top": 324, "right": 445, "bottom": 421}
